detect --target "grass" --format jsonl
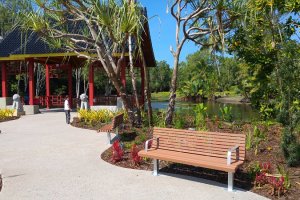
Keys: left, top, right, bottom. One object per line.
{"left": 151, "top": 92, "right": 184, "bottom": 101}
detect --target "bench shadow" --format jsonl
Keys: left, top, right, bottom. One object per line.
{"left": 159, "top": 164, "right": 253, "bottom": 192}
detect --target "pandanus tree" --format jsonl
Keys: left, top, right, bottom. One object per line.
{"left": 22, "top": 0, "right": 149, "bottom": 125}
{"left": 165, "top": 0, "right": 239, "bottom": 126}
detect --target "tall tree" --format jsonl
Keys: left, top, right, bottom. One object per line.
{"left": 165, "top": 0, "right": 237, "bottom": 125}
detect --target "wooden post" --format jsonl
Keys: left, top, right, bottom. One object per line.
{"left": 45, "top": 64, "right": 50, "bottom": 109}
{"left": 28, "top": 59, "right": 35, "bottom": 105}
{"left": 68, "top": 64, "right": 73, "bottom": 108}
{"left": 89, "top": 64, "right": 94, "bottom": 106}
{"left": 141, "top": 66, "right": 145, "bottom": 106}
{"left": 1, "top": 63, "right": 7, "bottom": 97}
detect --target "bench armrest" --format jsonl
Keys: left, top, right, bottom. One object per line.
{"left": 227, "top": 145, "right": 240, "bottom": 165}
{"left": 145, "top": 137, "right": 159, "bottom": 152}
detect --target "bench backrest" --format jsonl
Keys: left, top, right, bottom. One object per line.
{"left": 152, "top": 127, "right": 246, "bottom": 161}
{"left": 112, "top": 113, "right": 124, "bottom": 129}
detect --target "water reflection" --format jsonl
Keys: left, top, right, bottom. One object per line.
{"left": 151, "top": 101, "right": 258, "bottom": 122}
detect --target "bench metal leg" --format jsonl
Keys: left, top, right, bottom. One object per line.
{"left": 153, "top": 159, "right": 159, "bottom": 176}
{"left": 107, "top": 132, "right": 112, "bottom": 144}
{"left": 228, "top": 172, "right": 234, "bottom": 191}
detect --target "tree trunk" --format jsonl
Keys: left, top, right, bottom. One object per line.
{"left": 165, "top": 55, "right": 179, "bottom": 126}
{"left": 128, "top": 34, "right": 142, "bottom": 126}
{"left": 141, "top": 50, "right": 153, "bottom": 126}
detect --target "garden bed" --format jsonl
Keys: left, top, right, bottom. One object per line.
{"left": 100, "top": 121, "right": 300, "bottom": 200}
{"left": 0, "top": 116, "right": 19, "bottom": 123}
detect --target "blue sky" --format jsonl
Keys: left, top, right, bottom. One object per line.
{"left": 140, "top": 0, "right": 199, "bottom": 67}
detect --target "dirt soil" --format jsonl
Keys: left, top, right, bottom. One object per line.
{"left": 100, "top": 121, "right": 300, "bottom": 200}
{"left": 0, "top": 116, "right": 19, "bottom": 123}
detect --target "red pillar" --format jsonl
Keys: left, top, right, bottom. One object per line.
{"left": 121, "top": 61, "right": 126, "bottom": 89}
{"left": 68, "top": 64, "right": 73, "bottom": 108}
{"left": 45, "top": 64, "right": 50, "bottom": 109}
{"left": 141, "top": 66, "right": 145, "bottom": 106}
{"left": 28, "top": 59, "right": 35, "bottom": 105}
{"left": 1, "top": 63, "right": 8, "bottom": 97}
{"left": 89, "top": 64, "right": 94, "bottom": 106}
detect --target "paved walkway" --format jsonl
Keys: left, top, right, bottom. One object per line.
{"left": 0, "top": 112, "right": 268, "bottom": 200}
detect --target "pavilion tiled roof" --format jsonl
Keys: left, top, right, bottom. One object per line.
{"left": 0, "top": 29, "right": 64, "bottom": 57}
{"left": 0, "top": 8, "right": 155, "bottom": 67}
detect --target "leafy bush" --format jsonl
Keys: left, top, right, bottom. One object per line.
{"left": 152, "top": 110, "right": 166, "bottom": 128}
{"left": 78, "top": 109, "right": 117, "bottom": 125}
{"left": 111, "top": 140, "right": 124, "bottom": 163}
{"left": 219, "top": 105, "right": 233, "bottom": 122}
{"left": 194, "top": 103, "right": 207, "bottom": 130}
{"left": 281, "top": 127, "right": 300, "bottom": 166}
{"left": 0, "top": 109, "right": 14, "bottom": 120}
{"left": 253, "top": 126, "right": 266, "bottom": 155}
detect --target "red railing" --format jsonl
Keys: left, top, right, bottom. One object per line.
{"left": 32, "top": 95, "right": 143, "bottom": 108}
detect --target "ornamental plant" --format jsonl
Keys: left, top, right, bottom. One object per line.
{"left": 111, "top": 140, "right": 124, "bottom": 163}
{"left": 259, "top": 162, "right": 271, "bottom": 174}
{"left": 130, "top": 144, "right": 141, "bottom": 166}
{"left": 0, "top": 109, "right": 14, "bottom": 120}
{"left": 268, "top": 176, "right": 285, "bottom": 197}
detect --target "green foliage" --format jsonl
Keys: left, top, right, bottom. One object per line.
{"left": 253, "top": 126, "right": 266, "bottom": 155}
{"left": 135, "top": 132, "right": 147, "bottom": 145}
{"left": 194, "top": 103, "right": 207, "bottom": 130}
{"left": 152, "top": 110, "right": 167, "bottom": 128}
{"left": 281, "top": 127, "right": 300, "bottom": 166}
{"left": 219, "top": 105, "right": 233, "bottom": 122}
{"left": 246, "top": 131, "right": 252, "bottom": 150}
{"left": 276, "top": 165, "right": 291, "bottom": 189}
{"left": 259, "top": 103, "right": 275, "bottom": 121}
{"left": 149, "top": 61, "right": 172, "bottom": 93}
{"left": 248, "top": 162, "right": 261, "bottom": 179}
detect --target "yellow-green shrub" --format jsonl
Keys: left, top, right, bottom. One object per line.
{"left": 0, "top": 109, "right": 14, "bottom": 120}
{"left": 78, "top": 109, "right": 118, "bottom": 125}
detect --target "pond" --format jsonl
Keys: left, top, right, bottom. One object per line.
{"left": 151, "top": 100, "right": 259, "bottom": 122}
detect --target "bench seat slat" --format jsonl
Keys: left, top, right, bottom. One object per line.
{"left": 154, "top": 142, "right": 245, "bottom": 160}
{"left": 154, "top": 127, "right": 245, "bottom": 138}
{"left": 151, "top": 145, "right": 244, "bottom": 161}
{"left": 154, "top": 131, "right": 245, "bottom": 141}
{"left": 154, "top": 139, "right": 245, "bottom": 151}
{"left": 139, "top": 149, "right": 243, "bottom": 172}
{"left": 154, "top": 134, "right": 245, "bottom": 146}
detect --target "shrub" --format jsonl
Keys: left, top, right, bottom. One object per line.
{"left": 219, "top": 105, "right": 233, "bottom": 122}
{"left": 111, "top": 140, "right": 124, "bottom": 163}
{"left": 130, "top": 144, "right": 141, "bottom": 166}
{"left": 0, "top": 109, "right": 14, "bottom": 120}
{"left": 268, "top": 176, "right": 285, "bottom": 197}
{"left": 194, "top": 103, "right": 207, "bottom": 130}
{"left": 255, "top": 172, "right": 267, "bottom": 187}
{"left": 281, "top": 127, "right": 300, "bottom": 166}
{"left": 78, "top": 109, "right": 116, "bottom": 125}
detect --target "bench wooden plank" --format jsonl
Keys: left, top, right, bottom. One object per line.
{"left": 139, "top": 149, "right": 243, "bottom": 172}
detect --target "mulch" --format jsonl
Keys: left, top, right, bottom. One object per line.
{"left": 0, "top": 116, "right": 19, "bottom": 123}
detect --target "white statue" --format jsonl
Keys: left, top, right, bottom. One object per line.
{"left": 80, "top": 93, "right": 88, "bottom": 110}
{"left": 12, "top": 94, "right": 23, "bottom": 112}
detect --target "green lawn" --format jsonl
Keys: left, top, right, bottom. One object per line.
{"left": 151, "top": 92, "right": 184, "bottom": 101}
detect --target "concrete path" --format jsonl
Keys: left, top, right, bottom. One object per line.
{"left": 0, "top": 112, "right": 268, "bottom": 200}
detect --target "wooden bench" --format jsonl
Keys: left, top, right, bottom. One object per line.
{"left": 97, "top": 113, "right": 124, "bottom": 144}
{"left": 138, "top": 127, "right": 246, "bottom": 191}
